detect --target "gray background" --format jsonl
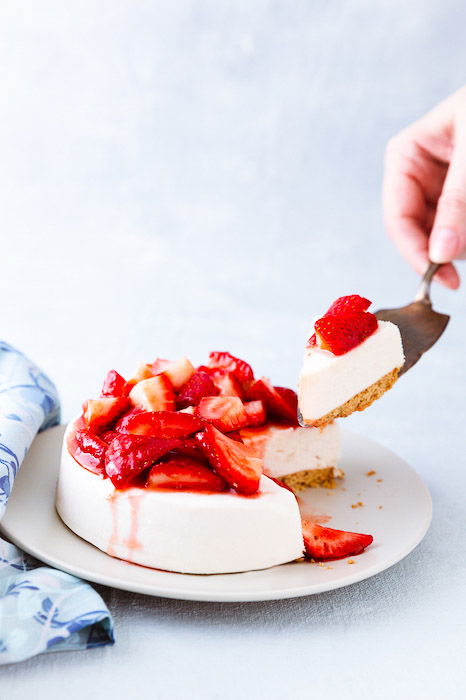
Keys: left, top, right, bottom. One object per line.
{"left": 1, "top": 1, "right": 465, "bottom": 698}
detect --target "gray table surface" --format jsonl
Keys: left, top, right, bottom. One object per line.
{"left": 1, "top": 2, "right": 465, "bottom": 698}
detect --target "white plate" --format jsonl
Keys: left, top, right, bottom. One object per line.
{"left": 0, "top": 425, "right": 432, "bottom": 602}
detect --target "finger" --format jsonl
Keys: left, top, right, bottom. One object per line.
{"left": 429, "top": 123, "right": 466, "bottom": 263}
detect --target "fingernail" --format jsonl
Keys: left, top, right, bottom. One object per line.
{"left": 429, "top": 228, "right": 461, "bottom": 263}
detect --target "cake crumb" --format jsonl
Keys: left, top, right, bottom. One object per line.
{"left": 378, "top": 505, "right": 383, "bottom": 510}
{"left": 366, "top": 470, "right": 376, "bottom": 476}
{"left": 351, "top": 501, "right": 364, "bottom": 509}
{"left": 326, "top": 566, "right": 333, "bottom": 570}
{"left": 317, "top": 562, "right": 325, "bottom": 567}
{"left": 347, "top": 559, "right": 355, "bottom": 565}
{"left": 376, "top": 478, "right": 383, "bottom": 483}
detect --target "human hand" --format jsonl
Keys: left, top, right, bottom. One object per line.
{"left": 383, "top": 86, "right": 466, "bottom": 289}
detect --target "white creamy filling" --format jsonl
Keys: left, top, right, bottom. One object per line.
{"left": 298, "top": 321, "right": 404, "bottom": 422}
{"left": 263, "top": 422, "right": 341, "bottom": 478}
{"left": 56, "top": 425, "right": 304, "bottom": 575}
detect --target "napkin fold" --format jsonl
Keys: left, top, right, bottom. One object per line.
{"left": 0, "top": 341, "right": 114, "bottom": 664}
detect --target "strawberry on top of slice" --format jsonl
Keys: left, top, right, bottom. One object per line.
{"left": 302, "top": 520, "right": 373, "bottom": 561}
{"left": 196, "top": 424, "right": 263, "bottom": 495}
{"left": 146, "top": 456, "right": 227, "bottom": 492}
{"left": 324, "top": 294, "right": 371, "bottom": 316}
{"left": 308, "top": 294, "right": 378, "bottom": 355}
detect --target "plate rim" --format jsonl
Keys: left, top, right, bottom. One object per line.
{"left": 0, "top": 424, "right": 433, "bottom": 602}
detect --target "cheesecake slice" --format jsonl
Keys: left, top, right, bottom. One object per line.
{"left": 298, "top": 295, "right": 405, "bottom": 427}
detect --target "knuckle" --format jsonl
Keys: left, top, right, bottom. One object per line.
{"left": 438, "top": 188, "right": 466, "bottom": 214}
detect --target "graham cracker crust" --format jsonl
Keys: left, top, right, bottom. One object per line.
{"left": 303, "top": 367, "right": 401, "bottom": 428}
{"left": 280, "top": 467, "right": 345, "bottom": 491}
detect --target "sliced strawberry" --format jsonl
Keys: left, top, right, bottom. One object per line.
{"left": 100, "top": 370, "right": 130, "bottom": 398}
{"left": 207, "top": 352, "right": 254, "bottom": 389}
{"left": 114, "top": 407, "right": 144, "bottom": 431}
{"left": 177, "top": 371, "right": 219, "bottom": 409}
{"left": 195, "top": 396, "right": 249, "bottom": 432}
{"left": 167, "top": 437, "right": 206, "bottom": 461}
{"left": 119, "top": 410, "right": 203, "bottom": 438}
{"left": 146, "top": 456, "right": 227, "bottom": 492}
{"left": 302, "top": 521, "right": 373, "bottom": 561}
{"left": 131, "top": 363, "right": 155, "bottom": 382}
{"left": 129, "top": 375, "right": 175, "bottom": 412}
{"left": 69, "top": 429, "right": 108, "bottom": 476}
{"left": 314, "top": 311, "right": 377, "bottom": 356}
{"left": 244, "top": 400, "right": 266, "bottom": 426}
{"left": 105, "top": 433, "right": 182, "bottom": 488}
{"left": 152, "top": 357, "right": 195, "bottom": 390}
{"left": 198, "top": 367, "right": 244, "bottom": 398}
{"left": 325, "top": 294, "right": 371, "bottom": 316}
{"left": 196, "top": 424, "right": 262, "bottom": 495}
{"left": 246, "top": 377, "right": 298, "bottom": 425}
{"left": 83, "top": 397, "right": 130, "bottom": 434}
{"left": 274, "top": 387, "right": 298, "bottom": 414}
{"left": 307, "top": 333, "right": 317, "bottom": 347}
{"left": 225, "top": 430, "right": 244, "bottom": 443}
{"left": 239, "top": 424, "right": 277, "bottom": 458}
{"left": 100, "top": 429, "right": 120, "bottom": 444}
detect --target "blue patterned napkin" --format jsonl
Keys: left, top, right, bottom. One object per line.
{"left": 0, "top": 342, "right": 114, "bottom": 664}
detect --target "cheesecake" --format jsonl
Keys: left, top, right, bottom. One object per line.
{"left": 298, "top": 295, "right": 405, "bottom": 426}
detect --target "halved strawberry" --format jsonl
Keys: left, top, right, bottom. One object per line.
{"left": 307, "top": 333, "right": 317, "bottom": 347}
{"left": 100, "top": 430, "right": 120, "bottom": 444}
{"left": 146, "top": 456, "right": 227, "bottom": 492}
{"left": 244, "top": 400, "right": 266, "bottom": 426}
{"left": 314, "top": 311, "right": 377, "bottom": 356}
{"left": 302, "top": 521, "right": 373, "bottom": 561}
{"left": 195, "top": 396, "right": 249, "bottom": 432}
{"left": 246, "top": 377, "right": 298, "bottom": 425}
{"left": 196, "top": 424, "right": 262, "bottom": 495}
{"left": 325, "top": 294, "right": 371, "bottom": 316}
{"left": 207, "top": 352, "right": 254, "bottom": 389}
{"left": 83, "top": 397, "right": 130, "bottom": 434}
{"left": 167, "top": 437, "right": 206, "bottom": 461}
{"left": 119, "top": 410, "right": 203, "bottom": 438}
{"left": 114, "top": 407, "right": 144, "bottom": 431}
{"left": 105, "top": 433, "right": 182, "bottom": 488}
{"left": 152, "top": 357, "right": 195, "bottom": 390}
{"left": 69, "top": 429, "right": 108, "bottom": 476}
{"left": 129, "top": 375, "right": 175, "bottom": 412}
{"left": 198, "top": 367, "right": 244, "bottom": 398}
{"left": 177, "top": 371, "right": 219, "bottom": 409}
{"left": 101, "top": 370, "right": 130, "bottom": 398}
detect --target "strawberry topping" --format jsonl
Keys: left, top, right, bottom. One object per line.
{"left": 129, "top": 374, "right": 175, "bottom": 412}
{"left": 246, "top": 377, "right": 298, "bottom": 425}
{"left": 325, "top": 294, "right": 371, "bottom": 316}
{"left": 197, "top": 367, "right": 244, "bottom": 398}
{"left": 83, "top": 397, "right": 130, "bottom": 434}
{"left": 302, "top": 521, "right": 373, "bottom": 561}
{"left": 243, "top": 400, "right": 266, "bottom": 426}
{"left": 105, "top": 433, "right": 182, "bottom": 488}
{"left": 195, "top": 396, "right": 249, "bottom": 432}
{"left": 177, "top": 371, "right": 219, "bottom": 409}
{"left": 70, "top": 429, "right": 108, "bottom": 476}
{"left": 195, "top": 424, "right": 263, "bottom": 495}
{"left": 152, "top": 357, "right": 195, "bottom": 390}
{"left": 146, "top": 456, "right": 227, "bottom": 492}
{"left": 207, "top": 352, "right": 254, "bottom": 389}
{"left": 118, "top": 410, "right": 203, "bottom": 438}
{"left": 314, "top": 311, "right": 378, "bottom": 356}
{"left": 101, "top": 370, "right": 130, "bottom": 398}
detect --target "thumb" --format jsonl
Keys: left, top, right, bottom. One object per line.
{"left": 429, "top": 137, "right": 466, "bottom": 263}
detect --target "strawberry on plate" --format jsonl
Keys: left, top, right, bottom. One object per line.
{"left": 196, "top": 424, "right": 263, "bottom": 495}
{"left": 195, "top": 396, "right": 249, "bottom": 432}
{"left": 83, "top": 397, "right": 130, "bottom": 434}
{"left": 152, "top": 357, "right": 195, "bottom": 390}
{"left": 243, "top": 400, "right": 266, "bottom": 426}
{"left": 207, "top": 352, "right": 254, "bottom": 389}
{"left": 314, "top": 311, "right": 377, "bottom": 356}
{"left": 119, "top": 410, "right": 203, "bottom": 438}
{"left": 324, "top": 294, "right": 371, "bottom": 316}
{"left": 246, "top": 377, "right": 298, "bottom": 425}
{"left": 177, "top": 371, "right": 219, "bottom": 409}
{"left": 302, "top": 521, "right": 373, "bottom": 561}
{"left": 105, "top": 433, "right": 182, "bottom": 488}
{"left": 70, "top": 429, "right": 108, "bottom": 476}
{"left": 101, "top": 370, "right": 130, "bottom": 398}
{"left": 146, "top": 456, "right": 227, "bottom": 492}
{"left": 129, "top": 375, "right": 175, "bottom": 412}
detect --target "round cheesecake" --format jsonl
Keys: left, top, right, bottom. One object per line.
{"left": 56, "top": 421, "right": 305, "bottom": 575}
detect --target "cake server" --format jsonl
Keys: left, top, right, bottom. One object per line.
{"left": 375, "top": 261, "right": 450, "bottom": 375}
